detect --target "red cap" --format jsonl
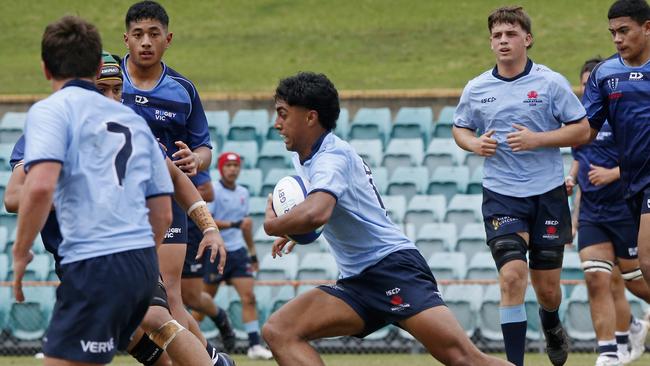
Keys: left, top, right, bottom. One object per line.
{"left": 217, "top": 152, "right": 241, "bottom": 174}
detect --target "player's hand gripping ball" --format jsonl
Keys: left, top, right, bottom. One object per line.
{"left": 272, "top": 176, "right": 323, "bottom": 244}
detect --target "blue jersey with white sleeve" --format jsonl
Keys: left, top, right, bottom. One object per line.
{"left": 209, "top": 181, "right": 249, "bottom": 252}
{"left": 292, "top": 132, "right": 416, "bottom": 279}
{"left": 23, "top": 80, "right": 174, "bottom": 265}
{"left": 572, "top": 122, "right": 631, "bottom": 222}
{"left": 121, "top": 55, "right": 212, "bottom": 159}
{"left": 454, "top": 59, "right": 586, "bottom": 197}
{"left": 583, "top": 54, "right": 650, "bottom": 199}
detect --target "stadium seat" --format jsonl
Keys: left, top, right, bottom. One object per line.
{"left": 445, "top": 194, "right": 482, "bottom": 233}
{"left": 560, "top": 251, "right": 583, "bottom": 280}
{"left": 0, "top": 286, "right": 10, "bottom": 329}
{"left": 265, "top": 124, "right": 282, "bottom": 142}
{"left": 524, "top": 285, "right": 543, "bottom": 341}
{"left": 369, "top": 166, "right": 388, "bottom": 195}
{"left": 455, "top": 223, "right": 487, "bottom": 263}
{"left": 296, "top": 252, "right": 338, "bottom": 280}
{"left": 464, "top": 153, "right": 485, "bottom": 177}
{"left": 1, "top": 112, "right": 26, "bottom": 128}
{"left": 415, "top": 222, "right": 457, "bottom": 258}
{"left": 564, "top": 284, "right": 595, "bottom": 341}
{"left": 391, "top": 107, "right": 433, "bottom": 144}
{"left": 478, "top": 284, "right": 504, "bottom": 341}
{"left": 466, "top": 252, "right": 498, "bottom": 280}
{"left": 560, "top": 147, "right": 573, "bottom": 171}
{"left": 333, "top": 108, "right": 350, "bottom": 139}
{"left": 256, "top": 140, "right": 293, "bottom": 177}
{"left": 404, "top": 194, "right": 446, "bottom": 234}
{"left": 433, "top": 106, "right": 455, "bottom": 138}
{"left": 205, "top": 110, "right": 230, "bottom": 148}
{"left": 0, "top": 253, "right": 8, "bottom": 281}
{"left": 0, "top": 226, "right": 8, "bottom": 254}
{"left": 626, "top": 289, "right": 650, "bottom": 320}
{"left": 228, "top": 109, "right": 269, "bottom": 145}
{"left": 7, "top": 254, "right": 51, "bottom": 282}
{"left": 253, "top": 226, "right": 276, "bottom": 246}
{"left": 260, "top": 168, "right": 295, "bottom": 197}
{"left": 221, "top": 141, "right": 258, "bottom": 169}
{"left": 444, "top": 284, "right": 483, "bottom": 337}
{"left": 349, "top": 107, "right": 391, "bottom": 144}
{"left": 382, "top": 138, "right": 424, "bottom": 172}
{"left": 257, "top": 253, "right": 298, "bottom": 280}
{"left": 23, "top": 286, "right": 56, "bottom": 321}
{"left": 268, "top": 285, "right": 295, "bottom": 315}
{"left": 349, "top": 139, "right": 383, "bottom": 167}
{"left": 466, "top": 165, "right": 483, "bottom": 194}
{"left": 386, "top": 166, "right": 428, "bottom": 202}
{"left": 422, "top": 138, "right": 466, "bottom": 176}
{"left": 427, "top": 166, "right": 470, "bottom": 201}
{"left": 249, "top": 196, "right": 268, "bottom": 233}
{"left": 32, "top": 234, "right": 46, "bottom": 254}
{"left": 0, "top": 143, "right": 15, "bottom": 171}
{"left": 7, "top": 302, "right": 47, "bottom": 340}
{"left": 428, "top": 252, "right": 467, "bottom": 280}
{"left": 252, "top": 285, "right": 273, "bottom": 325}
{"left": 227, "top": 286, "right": 270, "bottom": 335}
{"left": 381, "top": 195, "right": 407, "bottom": 224}
{"left": 237, "top": 168, "right": 263, "bottom": 196}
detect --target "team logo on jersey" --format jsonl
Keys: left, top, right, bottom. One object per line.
{"left": 135, "top": 95, "right": 149, "bottom": 105}
{"left": 523, "top": 90, "right": 543, "bottom": 106}
{"left": 630, "top": 72, "right": 644, "bottom": 81}
{"left": 607, "top": 78, "right": 619, "bottom": 91}
{"left": 543, "top": 220, "right": 559, "bottom": 240}
{"left": 386, "top": 287, "right": 411, "bottom": 311}
{"left": 481, "top": 96, "right": 496, "bottom": 104}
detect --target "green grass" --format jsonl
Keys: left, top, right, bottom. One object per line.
{"left": 2, "top": 353, "right": 650, "bottom": 365}
{"left": 0, "top": 0, "right": 617, "bottom": 94}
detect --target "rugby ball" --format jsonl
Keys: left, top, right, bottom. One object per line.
{"left": 272, "top": 176, "right": 323, "bottom": 244}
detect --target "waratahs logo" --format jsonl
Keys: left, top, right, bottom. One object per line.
{"left": 523, "top": 90, "right": 543, "bottom": 106}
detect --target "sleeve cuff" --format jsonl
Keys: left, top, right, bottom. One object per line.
{"left": 24, "top": 159, "right": 63, "bottom": 173}
{"left": 308, "top": 189, "right": 338, "bottom": 202}
{"left": 563, "top": 114, "right": 587, "bottom": 125}
{"left": 146, "top": 192, "right": 174, "bottom": 199}
{"left": 453, "top": 124, "right": 476, "bottom": 131}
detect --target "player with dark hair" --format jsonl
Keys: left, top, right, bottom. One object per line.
{"left": 583, "top": 0, "right": 650, "bottom": 293}
{"left": 452, "top": 6, "right": 593, "bottom": 366}
{"left": 13, "top": 15, "right": 171, "bottom": 366}
{"left": 569, "top": 57, "right": 650, "bottom": 366}
{"left": 263, "top": 72, "right": 512, "bottom": 366}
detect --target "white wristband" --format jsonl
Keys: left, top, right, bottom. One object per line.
{"left": 187, "top": 200, "right": 206, "bottom": 216}
{"left": 565, "top": 175, "right": 575, "bottom": 183}
{"left": 203, "top": 227, "right": 217, "bottom": 234}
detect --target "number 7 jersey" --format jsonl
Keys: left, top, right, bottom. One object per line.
{"left": 291, "top": 132, "right": 415, "bottom": 279}
{"left": 23, "top": 80, "right": 173, "bottom": 265}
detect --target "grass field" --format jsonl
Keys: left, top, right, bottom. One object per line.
{"left": 3, "top": 353, "right": 650, "bottom": 365}
{"left": 0, "top": 0, "right": 618, "bottom": 94}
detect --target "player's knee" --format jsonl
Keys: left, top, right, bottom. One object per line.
{"left": 528, "top": 246, "right": 564, "bottom": 270}
{"left": 261, "top": 319, "right": 284, "bottom": 347}
{"left": 581, "top": 259, "right": 613, "bottom": 291}
{"left": 488, "top": 234, "right": 527, "bottom": 271}
{"left": 621, "top": 267, "right": 644, "bottom": 282}
{"left": 141, "top": 307, "right": 173, "bottom": 333}
{"left": 241, "top": 291, "right": 256, "bottom": 307}
{"left": 535, "top": 284, "right": 562, "bottom": 305}
{"left": 499, "top": 267, "right": 527, "bottom": 296}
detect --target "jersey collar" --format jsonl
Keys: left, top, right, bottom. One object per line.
{"left": 492, "top": 58, "right": 533, "bottom": 82}
{"left": 219, "top": 179, "right": 237, "bottom": 191}
{"left": 122, "top": 54, "right": 168, "bottom": 91}
{"left": 300, "top": 131, "right": 330, "bottom": 165}
{"left": 62, "top": 79, "right": 102, "bottom": 94}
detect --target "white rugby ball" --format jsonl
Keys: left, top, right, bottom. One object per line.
{"left": 272, "top": 175, "right": 323, "bottom": 244}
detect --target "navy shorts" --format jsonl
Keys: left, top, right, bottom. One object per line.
{"left": 203, "top": 247, "right": 253, "bottom": 284}
{"left": 150, "top": 280, "right": 171, "bottom": 311}
{"left": 163, "top": 200, "right": 188, "bottom": 244}
{"left": 627, "top": 185, "right": 650, "bottom": 229}
{"left": 578, "top": 220, "right": 638, "bottom": 259}
{"left": 43, "top": 247, "right": 158, "bottom": 364}
{"left": 318, "top": 249, "right": 445, "bottom": 338}
{"left": 482, "top": 184, "right": 572, "bottom": 247}
{"left": 182, "top": 225, "right": 204, "bottom": 278}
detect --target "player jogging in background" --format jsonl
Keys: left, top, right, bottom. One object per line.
{"left": 199, "top": 152, "right": 273, "bottom": 360}
{"left": 452, "top": 6, "right": 593, "bottom": 366}
{"left": 263, "top": 71, "right": 512, "bottom": 366}
{"left": 568, "top": 57, "right": 650, "bottom": 366}
{"left": 583, "top": 0, "right": 650, "bottom": 292}
{"left": 12, "top": 15, "right": 171, "bottom": 365}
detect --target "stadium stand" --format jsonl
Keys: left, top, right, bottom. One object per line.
{"left": 428, "top": 165, "right": 470, "bottom": 201}
{"left": 415, "top": 222, "right": 457, "bottom": 257}
{"left": 390, "top": 107, "right": 433, "bottom": 144}
{"left": 404, "top": 194, "right": 446, "bottom": 234}
{"left": 428, "top": 252, "right": 467, "bottom": 280}
{"left": 349, "top": 107, "right": 391, "bottom": 145}
{"left": 382, "top": 138, "right": 424, "bottom": 172}
{"left": 433, "top": 106, "right": 455, "bottom": 138}
{"left": 349, "top": 139, "right": 383, "bottom": 167}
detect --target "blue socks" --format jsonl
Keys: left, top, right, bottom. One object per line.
{"left": 500, "top": 304, "right": 527, "bottom": 366}
{"left": 244, "top": 320, "right": 261, "bottom": 347}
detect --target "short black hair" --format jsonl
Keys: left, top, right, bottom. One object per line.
{"left": 580, "top": 57, "right": 603, "bottom": 77}
{"left": 275, "top": 72, "right": 340, "bottom": 131}
{"left": 125, "top": 1, "right": 169, "bottom": 30}
{"left": 42, "top": 16, "right": 102, "bottom": 80}
{"left": 608, "top": 0, "right": 650, "bottom": 24}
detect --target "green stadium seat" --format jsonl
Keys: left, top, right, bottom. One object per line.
{"left": 253, "top": 226, "right": 275, "bottom": 246}
{"left": 249, "top": 197, "right": 268, "bottom": 234}
{"left": 268, "top": 285, "right": 295, "bottom": 316}
{"left": 265, "top": 124, "right": 282, "bottom": 142}
{"left": 0, "top": 143, "right": 16, "bottom": 171}
{"left": 228, "top": 109, "right": 269, "bottom": 144}
{"left": 466, "top": 166, "right": 483, "bottom": 194}
{"left": 478, "top": 284, "right": 503, "bottom": 341}
{"left": 0, "top": 286, "right": 10, "bottom": 329}
{"left": 204, "top": 110, "right": 230, "bottom": 149}
{"left": 0, "top": 226, "right": 8, "bottom": 253}
{"left": 256, "top": 141, "right": 293, "bottom": 177}
{"left": 369, "top": 166, "right": 388, "bottom": 194}
{"left": 464, "top": 154, "right": 485, "bottom": 177}
{"left": 296, "top": 253, "right": 338, "bottom": 280}
{"left": 23, "top": 286, "right": 56, "bottom": 321}
{"left": 466, "top": 252, "right": 497, "bottom": 280}
{"left": 32, "top": 234, "right": 46, "bottom": 254}
{"left": 626, "top": 289, "right": 649, "bottom": 320}
{"left": 444, "top": 284, "right": 483, "bottom": 337}
{"left": 237, "top": 168, "right": 262, "bottom": 196}
{"left": 350, "top": 139, "right": 383, "bottom": 167}
{"left": 252, "top": 285, "right": 274, "bottom": 325}
{"left": 7, "top": 302, "right": 47, "bottom": 340}
{"left": 415, "top": 223, "right": 457, "bottom": 258}
{"left": 423, "top": 138, "right": 466, "bottom": 176}
{"left": 386, "top": 166, "right": 428, "bottom": 202}
{"left": 382, "top": 138, "right": 424, "bottom": 172}
{"left": 333, "top": 108, "right": 350, "bottom": 139}
{"left": 349, "top": 107, "right": 391, "bottom": 144}
{"left": 0, "top": 113, "right": 26, "bottom": 144}
{"left": 7, "top": 254, "right": 50, "bottom": 282}
{"left": 560, "top": 251, "right": 583, "bottom": 280}
{"left": 404, "top": 194, "right": 446, "bottom": 234}
{"left": 564, "top": 284, "right": 595, "bottom": 341}
{"left": 381, "top": 195, "right": 407, "bottom": 224}
{"left": 427, "top": 166, "right": 470, "bottom": 201}
{"left": 221, "top": 141, "right": 258, "bottom": 169}
{"left": 391, "top": 107, "right": 433, "bottom": 144}
{"left": 226, "top": 286, "right": 268, "bottom": 338}
{"left": 455, "top": 223, "right": 487, "bottom": 263}
{"left": 260, "top": 168, "right": 295, "bottom": 197}
{"left": 433, "top": 106, "right": 456, "bottom": 138}
{"left": 445, "top": 194, "right": 482, "bottom": 233}
{"left": 258, "top": 253, "right": 298, "bottom": 280}
{"left": 428, "top": 252, "right": 467, "bottom": 280}
{"left": 560, "top": 147, "right": 573, "bottom": 171}
{"left": 525, "top": 285, "right": 543, "bottom": 341}
{"left": 0, "top": 253, "right": 8, "bottom": 281}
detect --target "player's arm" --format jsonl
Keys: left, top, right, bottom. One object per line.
{"left": 196, "top": 180, "right": 214, "bottom": 202}
{"left": 565, "top": 159, "right": 579, "bottom": 196}
{"left": 506, "top": 118, "right": 591, "bottom": 151}
{"left": 264, "top": 191, "right": 336, "bottom": 237}
{"left": 588, "top": 164, "right": 620, "bottom": 186}
{"left": 4, "top": 163, "right": 25, "bottom": 213}
{"left": 453, "top": 127, "right": 497, "bottom": 156}
{"left": 146, "top": 195, "right": 173, "bottom": 249}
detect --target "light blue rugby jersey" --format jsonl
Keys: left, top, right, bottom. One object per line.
{"left": 454, "top": 59, "right": 586, "bottom": 197}
{"left": 292, "top": 132, "right": 415, "bottom": 279}
{"left": 24, "top": 80, "right": 174, "bottom": 265}
{"left": 208, "top": 181, "right": 249, "bottom": 252}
